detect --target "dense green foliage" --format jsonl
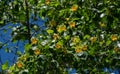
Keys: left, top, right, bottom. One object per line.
{"left": 1, "top": 0, "right": 120, "bottom": 73}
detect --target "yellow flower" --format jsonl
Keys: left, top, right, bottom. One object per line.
{"left": 61, "top": 25, "right": 66, "bottom": 31}
{"left": 71, "top": 5, "right": 78, "bottom": 12}
{"left": 72, "top": 36, "right": 80, "bottom": 43}
{"left": 75, "top": 46, "right": 82, "bottom": 53}
{"left": 100, "top": 22, "right": 105, "bottom": 27}
{"left": 111, "top": 35, "right": 117, "bottom": 41}
{"left": 57, "top": 25, "right": 66, "bottom": 33}
{"left": 69, "top": 22, "right": 76, "bottom": 28}
{"left": 7, "top": 71, "right": 11, "bottom": 74}
{"left": 90, "top": 37, "right": 97, "bottom": 43}
{"left": 66, "top": 18, "right": 70, "bottom": 21}
{"left": 31, "top": 37, "right": 38, "bottom": 45}
{"left": 82, "top": 45, "right": 88, "bottom": 51}
{"left": 34, "top": 49, "right": 41, "bottom": 55}
{"left": 55, "top": 43, "right": 61, "bottom": 49}
{"left": 18, "top": 55, "right": 27, "bottom": 61}
{"left": 62, "top": 48, "right": 67, "bottom": 54}
{"left": 23, "top": 55, "right": 28, "bottom": 61}
{"left": 114, "top": 47, "right": 119, "bottom": 52}
{"left": 50, "top": 20, "right": 56, "bottom": 27}
{"left": 53, "top": 33, "right": 59, "bottom": 40}
{"left": 45, "top": 0, "right": 50, "bottom": 5}
{"left": 16, "top": 62, "right": 23, "bottom": 68}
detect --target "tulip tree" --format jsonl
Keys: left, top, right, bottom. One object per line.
{"left": 1, "top": 0, "right": 120, "bottom": 73}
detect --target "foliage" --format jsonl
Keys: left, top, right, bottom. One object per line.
{"left": 1, "top": 0, "right": 120, "bottom": 73}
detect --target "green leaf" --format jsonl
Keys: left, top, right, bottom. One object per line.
{"left": 64, "top": 35, "right": 70, "bottom": 40}
{"left": 57, "top": 40, "right": 63, "bottom": 45}
{"left": 25, "top": 43, "right": 32, "bottom": 51}
{"left": 47, "top": 29, "right": 54, "bottom": 34}
{"left": 19, "top": 13, "right": 26, "bottom": 21}
{"left": 9, "top": 65, "right": 14, "bottom": 71}
{"left": 84, "top": 35, "right": 90, "bottom": 39}
{"left": 2, "top": 61, "right": 8, "bottom": 70}
{"left": 5, "top": 48, "right": 9, "bottom": 53}
{"left": 59, "top": 9, "right": 65, "bottom": 17}
{"left": 0, "top": 42, "right": 2, "bottom": 48}
{"left": 44, "top": 45, "right": 49, "bottom": 49}
{"left": 106, "top": 40, "right": 111, "bottom": 46}
{"left": 0, "top": 20, "right": 4, "bottom": 24}
{"left": 72, "top": 18, "right": 80, "bottom": 21}
{"left": 4, "top": 29, "right": 7, "bottom": 33}
{"left": 17, "top": 51, "right": 22, "bottom": 56}
{"left": 8, "top": 26, "right": 12, "bottom": 29}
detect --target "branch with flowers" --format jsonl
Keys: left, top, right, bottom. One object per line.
{"left": 6, "top": 0, "right": 120, "bottom": 73}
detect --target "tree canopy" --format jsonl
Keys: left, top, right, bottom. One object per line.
{"left": 0, "top": 0, "right": 120, "bottom": 73}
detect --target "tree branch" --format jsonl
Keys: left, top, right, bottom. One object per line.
{"left": 34, "top": 0, "right": 38, "bottom": 18}
{"left": 25, "top": 0, "right": 31, "bottom": 43}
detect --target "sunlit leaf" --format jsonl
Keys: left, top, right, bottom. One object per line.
{"left": 2, "top": 61, "right": 8, "bottom": 70}
{"left": 47, "top": 29, "right": 54, "bottom": 34}
{"left": 25, "top": 44, "right": 32, "bottom": 52}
